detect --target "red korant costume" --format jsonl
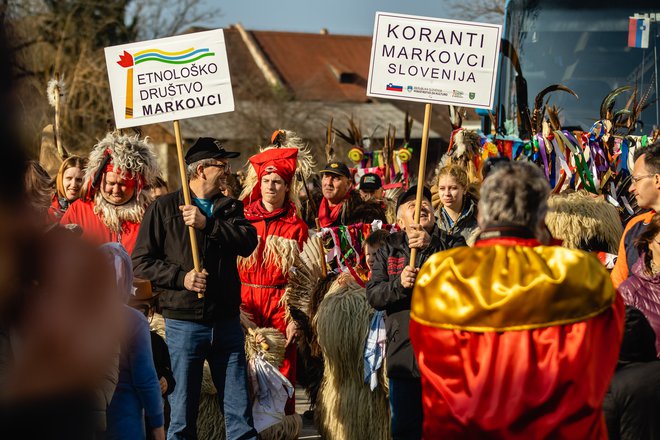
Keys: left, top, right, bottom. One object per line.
{"left": 410, "top": 231, "right": 625, "bottom": 439}
{"left": 238, "top": 147, "right": 308, "bottom": 415}
{"left": 61, "top": 199, "right": 141, "bottom": 253}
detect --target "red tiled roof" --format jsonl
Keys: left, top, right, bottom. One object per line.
{"left": 223, "top": 28, "right": 273, "bottom": 100}
{"left": 251, "top": 31, "right": 373, "bottom": 102}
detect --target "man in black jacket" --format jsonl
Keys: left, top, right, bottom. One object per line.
{"left": 132, "top": 137, "right": 258, "bottom": 440}
{"left": 366, "top": 185, "right": 466, "bottom": 440}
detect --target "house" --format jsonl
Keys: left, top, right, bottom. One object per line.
{"left": 143, "top": 25, "right": 469, "bottom": 187}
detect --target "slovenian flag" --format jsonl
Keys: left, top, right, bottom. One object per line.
{"left": 628, "top": 17, "right": 650, "bottom": 49}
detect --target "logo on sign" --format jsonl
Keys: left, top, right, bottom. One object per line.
{"left": 116, "top": 47, "right": 215, "bottom": 119}
{"left": 452, "top": 90, "right": 464, "bottom": 98}
{"left": 386, "top": 83, "right": 403, "bottom": 92}
{"left": 406, "top": 86, "right": 413, "bottom": 92}
{"left": 469, "top": 92, "right": 476, "bottom": 100}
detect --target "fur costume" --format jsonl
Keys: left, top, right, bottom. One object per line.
{"left": 245, "top": 328, "right": 302, "bottom": 440}
{"left": 546, "top": 191, "right": 623, "bottom": 253}
{"left": 238, "top": 143, "right": 310, "bottom": 416}
{"left": 282, "top": 238, "right": 337, "bottom": 408}
{"left": 60, "top": 132, "right": 160, "bottom": 253}
{"left": 314, "top": 275, "right": 390, "bottom": 440}
{"left": 84, "top": 131, "right": 160, "bottom": 215}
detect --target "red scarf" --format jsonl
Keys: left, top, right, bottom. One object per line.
{"left": 244, "top": 200, "right": 293, "bottom": 222}
{"left": 318, "top": 197, "right": 345, "bottom": 228}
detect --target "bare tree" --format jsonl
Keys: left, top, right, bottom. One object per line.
{"left": 4, "top": 0, "right": 220, "bottom": 157}
{"left": 447, "top": 0, "right": 505, "bottom": 24}
{"left": 127, "top": 0, "right": 222, "bottom": 40}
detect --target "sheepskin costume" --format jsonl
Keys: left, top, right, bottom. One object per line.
{"left": 313, "top": 275, "right": 390, "bottom": 440}
{"left": 546, "top": 190, "right": 623, "bottom": 253}
{"left": 281, "top": 238, "right": 338, "bottom": 409}
{"left": 84, "top": 131, "right": 160, "bottom": 233}
{"left": 244, "top": 328, "right": 302, "bottom": 440}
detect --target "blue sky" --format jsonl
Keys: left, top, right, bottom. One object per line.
{"left": 200, "top": 0, "right": 486, "bottom": 36}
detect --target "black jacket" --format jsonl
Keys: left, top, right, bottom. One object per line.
{"left": 604, "top": 306, "right": 660, "bottom": 440}
{"left": 132, "top": 190, "right": 257, "bottom": 322}
{"left": 366, "top": 225, "right": 466, "bottom": 378}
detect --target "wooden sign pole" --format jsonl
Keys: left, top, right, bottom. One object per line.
{"left": 315, "top": 218, "right": 328, "bottom": 277}
{"left": 409, "top": 103, "right": 432, "bottom": 268}
{"left": 173, "top": 120, "right": 203, "bottom": 298}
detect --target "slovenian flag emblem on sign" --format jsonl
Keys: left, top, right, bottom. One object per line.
{"left": 628, "top": 17, "right": 650, "bottom": 49}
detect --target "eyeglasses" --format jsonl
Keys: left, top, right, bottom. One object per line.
{"left": 205, "top": 162, "right": 231, "bottom": 172}
{"left": 631, "top": 174, "right": 656, "bottom": 183}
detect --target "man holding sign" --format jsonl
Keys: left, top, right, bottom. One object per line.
{"left": 366, "top": 186, "right": 465, "bottom": 439}
{"left": 132, "top": 138, "right": 258, "bottom": 439}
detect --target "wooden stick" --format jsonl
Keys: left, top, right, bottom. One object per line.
{"left": 173, "top": 120, "right": 204, "bottom": 298}
{"left": 53, "top": 73, "right": 66, "bottom": 159}
{"left": 315, "top": 218, "right": 328, "bottom": 277}
{"left": 409, "top": 103, "right": 432, "bottom": 268}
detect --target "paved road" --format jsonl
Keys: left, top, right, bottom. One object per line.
{"left": 295, "top": 386, "right": 321, "bottom": 439}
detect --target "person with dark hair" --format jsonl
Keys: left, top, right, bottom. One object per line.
{"left": 366, "top": 185, "right": 465, "bottom": 440}
{"left": 364, "top": 229, "right": 390, "bottom": 274}
{"left": 24, "top": 160, "right": 56, "bottom": 224}
{"left": 409, "top": 162, "right": 624, "bottom": 439}
{"left": 359, "top": 173, "right": 384, "bottom": 202}
{"left": 612, "top": 142, "right": 660, "bottom": 288}
{"left": 318, "top": 161, "right": 365, "bottom": 227}
{"left": 149, "top": 176, "right": 169, "bottom": 199}
{"left": 619, "top": 213, "right": 660, "bottom": 355}
{"left": 480, "top": 156, "right": 510, "bottom": 180}
{"left": 603, "top": 306, "right": 660, "bottom": 440}
{"left": 222, "top": 173, "right": 243, "bottom": 199}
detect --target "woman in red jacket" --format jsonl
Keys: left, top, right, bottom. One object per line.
{"left": 238, "top": 131, "right": 312, "bottom": 415}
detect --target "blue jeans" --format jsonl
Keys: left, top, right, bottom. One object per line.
{"left": 389, "top": 377, "right": 423, "bottom": 440}
{"left": 165, "top": 317, "right": 257, "bottom": 440}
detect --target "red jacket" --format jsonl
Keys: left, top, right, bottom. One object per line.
{"left": 60, "top": 199, "right": 141, "bottom": 254}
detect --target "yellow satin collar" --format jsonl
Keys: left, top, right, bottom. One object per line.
{"left": 411, "top": 245, "right": 615, "bottom": 332}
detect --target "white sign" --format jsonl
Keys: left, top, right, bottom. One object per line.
{"left": 104, "top": 29, "right": 234, "bottom": 129}
{"left": 367, "top": 12, "right": 502, "bottom": 109}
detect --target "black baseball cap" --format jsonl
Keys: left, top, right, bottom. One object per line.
{"left": 320, "top": 161, "right": 351, "bottom": 179}
{"left": 396, "top": 185, "right": 433, "bottom": 212}
{"left": 185, "top": 137, "right": 240, "bottom": 165}
{"left": 359, "top": 173, "right": 382, "bottom": 191}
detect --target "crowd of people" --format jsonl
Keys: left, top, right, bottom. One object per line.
{"left": 3, "top": 23, "right": 660, "bottom": 436}
{"left": 10, "top": 114, "right": 660, "bottom": 439}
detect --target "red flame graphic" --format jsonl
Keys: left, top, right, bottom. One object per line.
{"left": 117, "top": 51, "right": 134, "bottom": 68}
